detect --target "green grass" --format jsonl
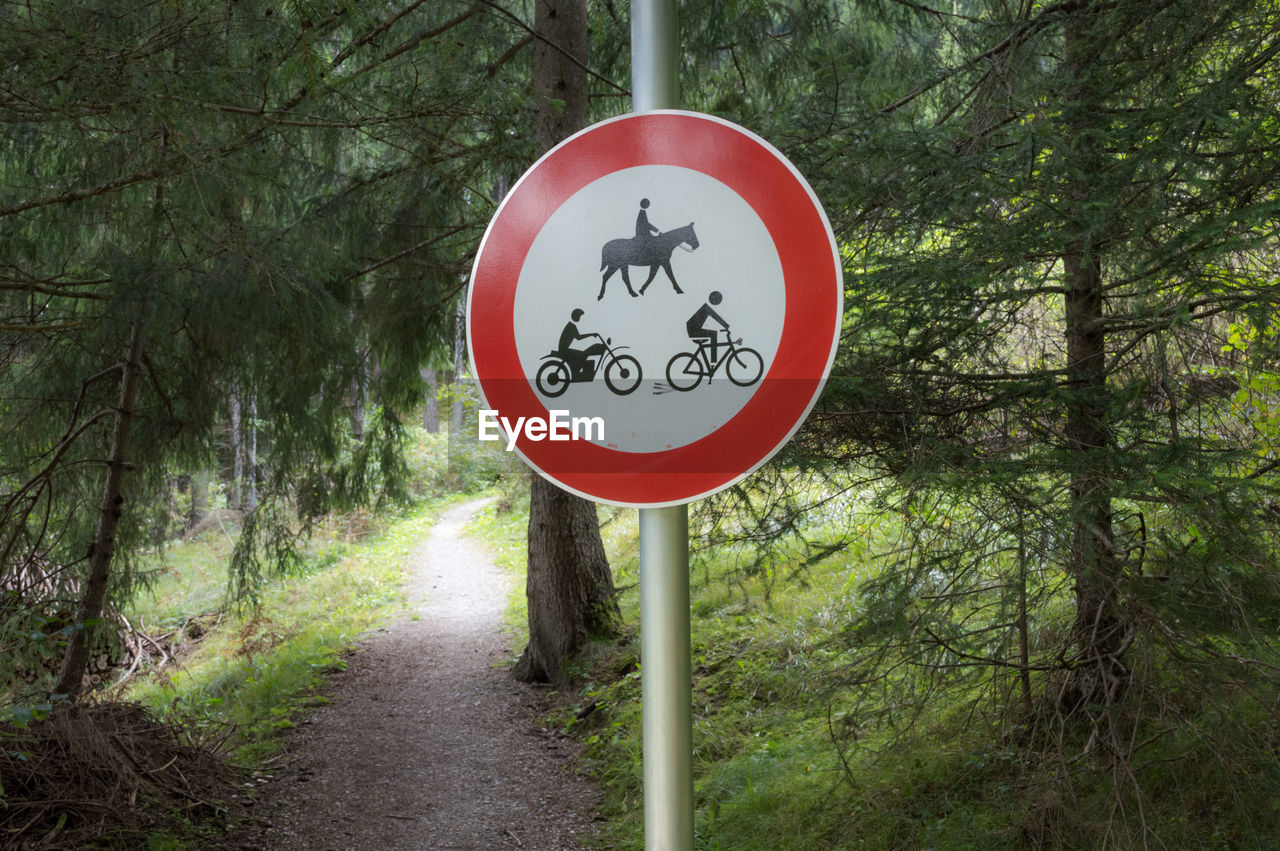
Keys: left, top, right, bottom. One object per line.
{"left": 119, "top": 456, "right": 1280, "bottom": 850}
{"left": 124, "top": 520, "right": 237, "bottom": 629}
{"left": 124, "top": 498, "right": 454, "bottom": 763}
{"left": 472, "top": 485, "right": 1280, "bottom": 850}
{"left": 110, "top": 421, "right": 520, "bottom": 846}
{"left": 567, "top": 518, "right": 874, "bottom": 850}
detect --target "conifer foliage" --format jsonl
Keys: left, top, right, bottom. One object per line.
{"left": 773, "top": 0, "right": 1280, "bottom": 832}
{"left": 0, "top": 0, "right": 530, "bottom": 700}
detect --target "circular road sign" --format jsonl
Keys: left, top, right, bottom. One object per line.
{"left": 467, "top": 110, "right": 842, "bottom": 508}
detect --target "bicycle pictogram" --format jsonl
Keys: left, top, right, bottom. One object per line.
{"left": 664, "top": 328, "right": 763, "bottom": 391}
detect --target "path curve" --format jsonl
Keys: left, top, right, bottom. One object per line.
{"left": 243, "top": 497, "right": 599, "bottom": 850}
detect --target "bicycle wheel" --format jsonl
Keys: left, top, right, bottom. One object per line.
{"left": 665, "top": 352, "right": 704, "bottom": 391}
{"left": 535, "top": 360, "right": 572, "bottom": 397}
{"left": 726, "top": 347, "right": 763, "bottom": 387}
{"left": 604, "top": 354, "right": 642, "bottom": 395}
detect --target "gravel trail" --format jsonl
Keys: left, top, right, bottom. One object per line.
{"left": 241, "top": 497, "right": 599, "bottom": 850}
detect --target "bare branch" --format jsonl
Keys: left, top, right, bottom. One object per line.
{"left": 347, "top": 9, "right": 477, "bottom": 79}
{"left": 331, "top": 0, "right": 432, "bottom": 68}
{"left": 488, "top": 33, "right": 535, "bottom": 78}
{"left": 474, "top": 0, "right": 628, "bottom": 95}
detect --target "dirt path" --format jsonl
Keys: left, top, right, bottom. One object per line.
{"left": 240, "top": 498, "right": 600, "bottom": 850}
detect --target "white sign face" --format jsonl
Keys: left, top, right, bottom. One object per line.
{"left": 512, "top": 166, "right": 785, "bottom": 452}
{"left": 468, "top": 110, "right": 842, "bottom": 507}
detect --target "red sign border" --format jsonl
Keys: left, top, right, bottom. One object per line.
{"left": 467, "top": 111, "right": 841, "bottom": 507}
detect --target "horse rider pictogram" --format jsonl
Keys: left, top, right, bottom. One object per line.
{"left": 599, "top": 198, "right": 699, "bottom": 299}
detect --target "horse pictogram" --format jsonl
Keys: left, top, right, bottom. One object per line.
{"left": 598, "top": 199, "right": 699, "bottom": 299}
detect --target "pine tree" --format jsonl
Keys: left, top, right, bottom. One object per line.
{"left": 791, "top": 0, "right": 1280, "bottom": 777}
{"left": 514, "top": 0, "right": 621, "bottom": 685}
{"left": 0, "top": 0, "right": 527, "bottom": 697}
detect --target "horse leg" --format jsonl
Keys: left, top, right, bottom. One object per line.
{"left": 620, "top": 266, "right": 638, "bottom": 297}
{"left": 639, "top": 264, "right": 662, "bottom": 295}
{"left": 598, "top": 266, "right": 615, "bottom": 300}
{"left": 662, "top": 261, "right": 683, "bottom": 294}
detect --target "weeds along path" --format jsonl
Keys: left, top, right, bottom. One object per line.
{"left": 244, "top": 497, "right": 599, "bottom": 850}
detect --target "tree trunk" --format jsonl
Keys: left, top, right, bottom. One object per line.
{"left": 450, "top": 296, "right": 466, "bottom": 436}
{"left": 188, "top": 468, "right": 211, "bottom": 529}
{"left": 448, "top": 294, "right": 467, "bottom": 480}
{"left": 245, "top": 392, "right": 258, "bottom": 512}
{"left": 422, "top": 367, "right": 440, "bottom": 433}
{"left": 52, "top": 325, "right": 145, "bottom": 699}
{"left": 531, "top": 0, "right": 589, "bottom": 159}
{"left": 1062, "top": 2, "right": 1126, "bottom": 707}
{"left": 514, "top": 476, "right": 621, "bottom": 684}
{"left": 351, "top": 347, "right": 368, "bottom": 443}
{"left": 514, "top": 0, "right": 619, "bottom": 684}
{"left": 229, "top": 389, "right": 243, "bottom": 511}
{"left": 1063, "top": 243, "right": 1126, "bottom": 704}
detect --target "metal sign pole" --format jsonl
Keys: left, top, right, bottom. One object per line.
{"left": 639, "top": 506, "right": 693, "bottom": 850}
{"left": 633, "top": 4, "right": 691, "bottom": 849}
{"left": 631, "top": 0, "right": 678, "bottom": 113}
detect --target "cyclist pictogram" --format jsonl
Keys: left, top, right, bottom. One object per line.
{"left": 665, "top": 330, "right": 763, "bottom": 391}
{"left": 663, "top": 291, "right": 763, "bottom": 390}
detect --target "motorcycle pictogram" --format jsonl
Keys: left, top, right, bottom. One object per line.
{"left": 536, "top": 336, "right": 643, "bottom": 398}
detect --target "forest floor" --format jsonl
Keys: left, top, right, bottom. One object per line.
{"left": 233, "top": 496, "right": 601, "bottom": 850}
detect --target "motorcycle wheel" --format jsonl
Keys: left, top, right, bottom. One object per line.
{"left": 536, "top": 360, "right": 572, "bottom": 397}
{"left": 605, "top": 354, "right": 643, "bottom": 395}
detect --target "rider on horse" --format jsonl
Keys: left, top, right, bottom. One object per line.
{"left": 636, "top": 198, "right": 660, "bottom": 245}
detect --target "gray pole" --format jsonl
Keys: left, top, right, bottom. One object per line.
{"left": 633, "top": 4, "right": 691, "bottom": 848}
{"left": 639, "top": 506, "right": 693, "bottom": 850}
{"left": 631, "top": 0, "right": 678, "bottom": 112}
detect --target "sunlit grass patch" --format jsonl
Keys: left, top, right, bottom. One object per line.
{"left": 124, "top": 502, "right": 444, "bottom": 763}
{"left": 125, "top": 519, "right": 239, "bottom": 630}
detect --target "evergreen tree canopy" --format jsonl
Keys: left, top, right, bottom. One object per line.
{"left": 0, "top": 0, "right": 536, "bottom": 692}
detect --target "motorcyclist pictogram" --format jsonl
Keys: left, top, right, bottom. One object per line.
{"left": 535, "top": 308, "right": 643, "bottom": 397}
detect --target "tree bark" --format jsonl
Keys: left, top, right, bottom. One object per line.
{"left": 1062, "top": 2, "right": 1126, "bottom": 707}
{"left": 52, "top": 325, "right": 145, "bottom": 699}
{"left": 448, "top": 296, "right": 467, "bottom": 480}
{"left": 229, "top": 389, "right": 243, "bottom": 511}
{"left": 351, "top": 349, "right": 367, "bottom": 443}
{"left": 422, "top": 367, "right": 440, "bottom": 433}
{"left": 188, "top": 468, "right": 211, "bottom": 529}
{"left": 451, "top": 297, "right": 466, "bottom": 436}
{"left": 531, "top": 0, "right": 589, "bottom": 155}
{"left": 246, "top": 392, "right": 258, "bottom": 512}
{"left": 514, "top": 476, "right": 620, "bottom": 684}
{"left": 514, "top": 0, "right": 619, "bottom": 684}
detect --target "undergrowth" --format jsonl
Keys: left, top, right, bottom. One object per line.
{"left": 122, "top": 424, "right": 516, "bottom": 766}
{"left": 123, "top": 500, "right": 445, "bottom": 765}
{"left": 476, "top": 486, "right": 1280, "bottom": 850}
